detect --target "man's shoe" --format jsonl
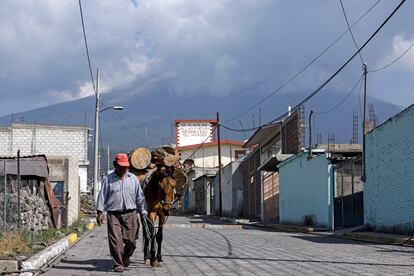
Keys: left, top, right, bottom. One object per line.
{"left": 122, "top": 256, "right": 130, "bottom": 267}
{"left": 113, "top": 265, "right": 124, "bottom": 272}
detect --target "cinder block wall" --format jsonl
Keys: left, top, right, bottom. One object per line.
{"left": 365, "top": 104, "right": 414, "bottom": 234}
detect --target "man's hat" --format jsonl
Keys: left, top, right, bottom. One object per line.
{"left": 114, "top": 153, "right": 130, "bottom": 167}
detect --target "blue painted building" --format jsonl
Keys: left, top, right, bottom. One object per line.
{"left": 278, "top": 150, "right": 335, "bottom": 229}
{"left": 278, "top": 145, "right": 363, "bottom": 230}
{"left": 365, "top": 103, "right": 414, "bottom": 234}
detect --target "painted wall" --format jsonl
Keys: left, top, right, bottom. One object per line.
{"left": 48, "top": 156, "right": 80, "bottom": 227}
{"left": 279, "top": 152, "right": 333, "bottom": 229}
{"left": 179, "top": 144, "right": 242, "bottom": 168}
{"left": 221, "top": 161, "right": 243, "bottom": 217}
{"left": 365, "top": 104, "right": 414, "bottom": 233}
{"left": 181, "top": 167, "right": 217, "bottom": 214}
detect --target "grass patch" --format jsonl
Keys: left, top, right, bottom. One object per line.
{"left": 0, "top": 218, "right": 90, "bottom": 259}
{"left": 0, "top": 232, "right": 31, "bottom": 259}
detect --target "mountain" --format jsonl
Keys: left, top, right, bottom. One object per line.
{"left": 0, "top": 81, "right": 404, "bottom": 155}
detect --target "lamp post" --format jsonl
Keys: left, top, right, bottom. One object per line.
{"left": 93, "top": 68, "right": 124, "bottom": 201}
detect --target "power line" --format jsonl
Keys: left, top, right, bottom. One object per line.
{"left": 222, "top": 0, "right": 406, "bottom": 132}
{"left": 339, "top": 0, "right": 364, "bottom": 64}
{"left": 269, "top": 0, "right": 405, "bottom": 123}
{"left": 78, "top": 0, "right": 96, "bottom": 95}
{"left": 224, "top": 0, "right": 382, "bottom": 123}
{"left": 186, "top": 126, "right": 217, "bottom": 161}
{"left": 369, "top": 40, "right": 414, "bottom": 72}
{"left": 314, "top": 74, "right": 364, "bottom": 115}
{"left": 221, "top": 124, "right": 259, "bottom": 133}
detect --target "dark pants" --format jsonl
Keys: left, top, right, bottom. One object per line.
{"left": 107, "top": 210, "right": 138, "bottom": 267}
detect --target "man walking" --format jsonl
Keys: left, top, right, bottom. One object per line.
{"left": 96, "top": 153, "right": 148, "bottom": 272}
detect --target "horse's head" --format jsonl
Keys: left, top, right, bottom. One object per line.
{"left": 156, "top": 165, "right": 176, "bottom": 215}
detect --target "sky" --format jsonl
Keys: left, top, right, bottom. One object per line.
{"left": 1, "top": 0, "right": 414, "bottom": 118}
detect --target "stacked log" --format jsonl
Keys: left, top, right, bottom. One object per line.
{"left": 128, "top": 146, "right": 188, "bottom": 195}
{"left": 150, "top": 146, "right": 179, "bottom": 166}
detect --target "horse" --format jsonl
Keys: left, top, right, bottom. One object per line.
{"left": 142, "top": 164, "right": 177, "bottom": 267}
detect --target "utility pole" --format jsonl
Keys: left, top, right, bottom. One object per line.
{"left": 308, "top": 110, "right": 314, "bottom": 159}
{"left": 93, "top": 68, "right": 100, "bottom": 201}
{"left": 216, "top": 112, "right": 222, "bottom": 217}
{"left": 145, "top": 127, "right": 148, "bottom": 147}
{"left": 362, "top": 63, "right": 368, "bottom": 181}
{"left": 107, "top": 145, "right": 110, "bottom": 173}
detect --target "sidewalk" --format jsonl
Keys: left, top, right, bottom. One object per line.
{"left": 342, "top": 231, "right": 414, "bottom": 246}
{"left": 204, "top": 215, "right": 414, "bottom": 246}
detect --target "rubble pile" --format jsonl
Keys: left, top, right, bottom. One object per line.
{"left": 80, "top": 194, "right": 95, "bottom": 215}
{"left": 0, "top": 192, "right": 51, "bottom": 233}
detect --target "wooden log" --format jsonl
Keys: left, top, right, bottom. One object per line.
{"left": 151, "top": 146, "right": 179, "bottom": 167}
{"left": 173, "top": 167, "right": 188, "bottom": 197}
{"left": 129, "top": 168, "right": 147, "bottom": 182}
{"left": 129, "top": 147, "right": 151, "bottom": 170}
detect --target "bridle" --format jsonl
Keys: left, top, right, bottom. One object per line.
{"left": 158, "top": 169, "right": 176, "bottom": 209}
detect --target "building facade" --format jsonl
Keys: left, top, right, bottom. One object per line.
{"left": 278, "top": 151, "right": 334, "bottom": 229}
{"left": 0, "top": 124, "right": 89, "bottom": 226}
{"left": 365, "top": 104, "right": 414, "bottom": 234}
{"left": 221, "top": 161, "right": 244, "bottom": 217}
{"left": 178, "top": 140, "right": 244, "bottom": 169}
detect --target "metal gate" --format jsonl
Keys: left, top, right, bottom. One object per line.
{"left": 333, "top": 159, "right": 364, "bottom": 229}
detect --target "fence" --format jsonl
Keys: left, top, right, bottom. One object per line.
{"left": 0, "top": 156, "right": 52, "bottom": 234}
{"left": 333, "top": 158, "right": 364, "bottom": 229}
{"left": 0, "top": 159, "right": 21, "bottom": 232}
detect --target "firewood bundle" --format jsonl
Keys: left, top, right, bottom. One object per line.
{"left": 128, "top": 146, "right": 188, "bottom": 197}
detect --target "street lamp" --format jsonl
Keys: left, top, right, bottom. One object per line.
{"left": 93, "top": 68, "right": 124, "bottom": 201}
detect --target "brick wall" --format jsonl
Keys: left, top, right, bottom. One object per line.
{"left": 365, "top": 104, "right": 414, "bottom": 234}
{"left": 0, "top": 128, "right": 11, "bottom": 154}
{"left": 0, "top": 124, "right": 88, "bottom": 164}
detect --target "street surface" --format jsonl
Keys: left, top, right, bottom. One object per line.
{"left": 44, "top": 216, "right": 414, "bottom": 275}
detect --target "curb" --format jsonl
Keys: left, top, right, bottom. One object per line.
{"left": 20, "top": 233, "right": 78, "bottom": 276}
{"left": 85, "top": 222, "right": 95, "bottom": 231}
{"left": 237, "top": 222, "right": 317, "bottom": 233}
{"left": 163, "top": 223, "right": 243, "bottom": 229}
{"left": 20, "top": 222, "right": 96, "bottom": 276}
{"left": 343, "top": 232, "right": 414, "bottom": 246}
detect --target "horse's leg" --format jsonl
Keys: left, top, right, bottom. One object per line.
{"left": 142, "top": 214, "right": 151, "bottom": 264}
{"left": 156, "top": 214, "right": 165, "bottom": 266}
{"left": 149, "top": 212, "right": 158, "bottom": 267}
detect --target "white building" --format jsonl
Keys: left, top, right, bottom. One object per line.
{"left": 0, "top": 123, "right": 89, "bottom": 226}
{"left": 178, "top": 140, "right": 245, "bottom": 168}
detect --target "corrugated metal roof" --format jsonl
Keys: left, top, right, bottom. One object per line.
{"left": 0, "top": 155, "right": 49, "bottom": 177}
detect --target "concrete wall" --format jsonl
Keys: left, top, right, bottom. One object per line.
{"left": 279, "top": 152, "right": 334, "bottom": 229}
{"left": 365, "top": 104, "right": 414, "bottom": 233}
{"left": 79, "top": 167, "right": 88, "bottom": 194}
{"left": 48, "top": 156, "right": 80, "bottom": 227}
{"left": 179, "top": 144, "right": 243, "bottom": 168}
{"left": 221, "top": 161, "right": 243, "bottom": 217}
{"left": 181, "top": 168, "right": 217, "bottom": 214}
{"left": 0, "top": 124, "right": 89, "bottom": 194}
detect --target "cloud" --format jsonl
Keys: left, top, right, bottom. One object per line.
{"left": 377, "top": 35, "right": 414, "bottom": 72}
{"left": 1, "top": 0, "right": 414, "bottom": 116}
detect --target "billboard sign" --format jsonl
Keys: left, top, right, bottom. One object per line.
{"left": 176, "top": 120, "right": 216, "bottom": 147}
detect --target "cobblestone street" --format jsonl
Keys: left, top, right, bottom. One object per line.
{"left": 42, "top": 216, "right": 414, "bottom": 275}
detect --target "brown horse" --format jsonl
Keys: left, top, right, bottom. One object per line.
{"left": 142, "top": 165, "right": 176, "bottom": 267}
